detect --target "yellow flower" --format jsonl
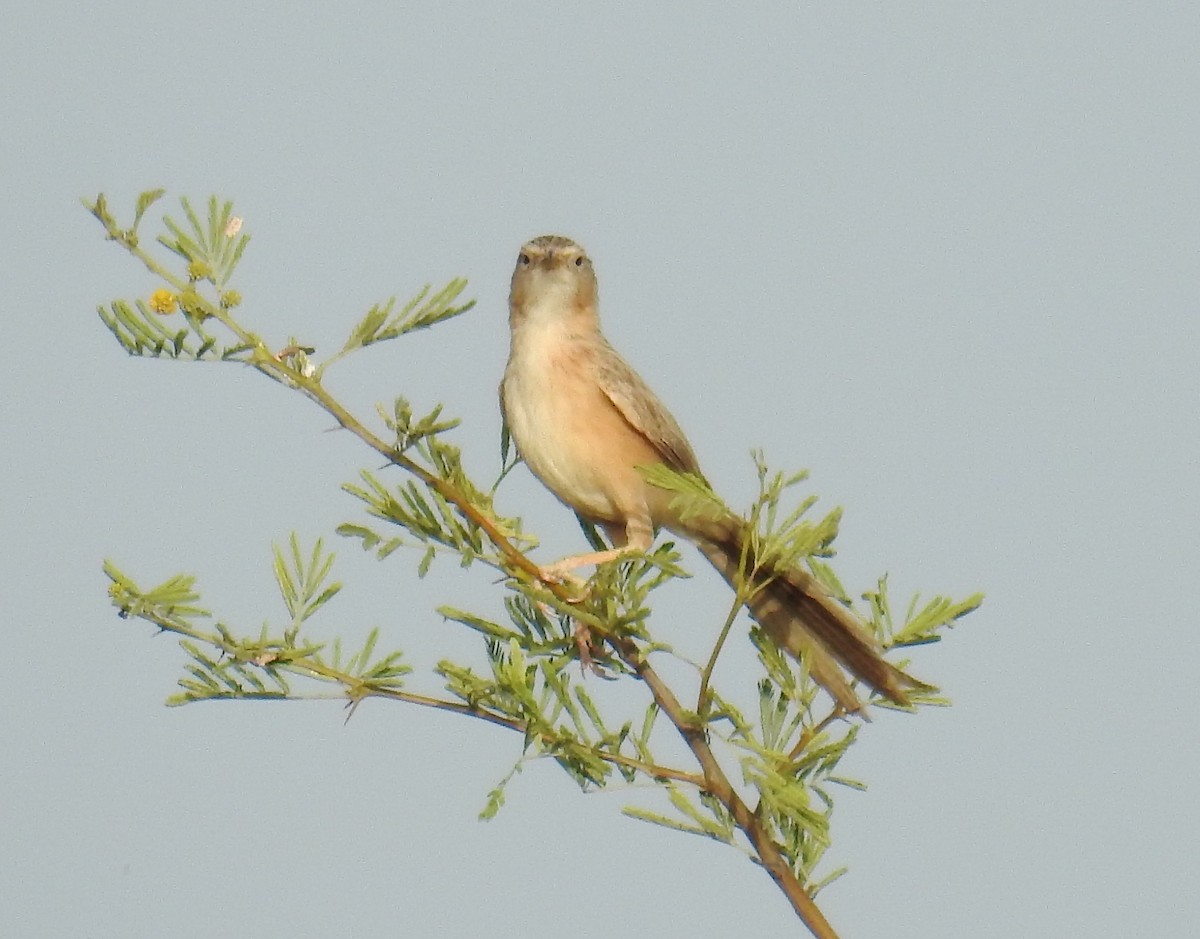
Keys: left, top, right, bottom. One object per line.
{"left": 187, "top": 260, "right": 213, "bottom": 281}
{"left": 149, "top": 289, "right": 177, "bottom": 315}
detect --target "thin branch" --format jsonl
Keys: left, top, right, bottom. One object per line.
{"left": 131, "top": 602, "right": 701, "bottom": 788}
{"left": 697, "top": 594, "right": 743, "bottom": 715}
{"left": 610, "top": 633, "right": 841, "bottom": 939}
{"left": 112, "top": 233, "right": 544, "bottom": 586}
{"left": 98, "top": 213, "right": 856, "bottom": 936}
{"left": 788, "top": 704, "right": 851, "bottom": 763}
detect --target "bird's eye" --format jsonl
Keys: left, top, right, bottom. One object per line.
{"left": 574, "top": 256, "right": 585, "bottom": 267}
{"left": 518, "top": 253, "right": 530, "bottom": 265}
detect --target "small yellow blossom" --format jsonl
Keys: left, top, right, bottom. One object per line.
{"left": 149, "top": 289, "right": 177, "bottom": 315}
{"left": 220, "top": 289, "right": 242, "bottom": 309}
{"left": 187, "top": 260, "right": 213, "bottom": 282}
{"left": 178, "top": 289, "right": 209, "bottom": 320}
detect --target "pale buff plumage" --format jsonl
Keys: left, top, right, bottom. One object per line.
{"left": 500, "top": 234, "right": 925, "bottom": 712}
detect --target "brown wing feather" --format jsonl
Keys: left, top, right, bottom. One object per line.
{"left": 697, "top": 528, "right": 931, "bottom": 710}
{"left": 593, "top": 339, "right": 702, "bottom": 476}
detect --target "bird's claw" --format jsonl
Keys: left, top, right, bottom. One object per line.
{"left": 572, "top": 621, "right": 612, "bottom": 678}
{"left": 537, "top": 565, "right": 591, "bottom": 603}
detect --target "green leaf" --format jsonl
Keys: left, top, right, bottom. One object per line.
{"left": 133, "top": 188, "right": 166, "bottom": 229}
{"left": 622, "top": 805, "right": 712, "bottom": 838}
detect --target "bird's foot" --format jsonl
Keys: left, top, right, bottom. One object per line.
{"left": 537, "top": 563, "right": 591, "bottom": 603}
{"left": 572, "top": 620, "right": 610, "bottom": 677}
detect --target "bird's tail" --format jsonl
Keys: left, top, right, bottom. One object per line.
{"left": 687, "top": 521, "right": 929, "bottom": 713}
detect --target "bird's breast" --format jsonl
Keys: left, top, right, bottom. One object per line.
{"left": 502, "top": 328, "right": 638, "bottom": 523}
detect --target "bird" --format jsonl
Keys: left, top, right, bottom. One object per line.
{"left": 499, "top": 234, "right": 926, "bottom": 713}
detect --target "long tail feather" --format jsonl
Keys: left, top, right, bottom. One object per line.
{"left": 689, "top": 525, "right": 929, "bottom": 712}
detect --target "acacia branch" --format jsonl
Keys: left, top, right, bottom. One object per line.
{"left": 610, "top": 633, "right": 841, "bottom": 939}
{"left": 128, "top": 601, "right": 703, "bottom": 787}
{"left": 101, "top": 216, "right": 845, "bottom": 936}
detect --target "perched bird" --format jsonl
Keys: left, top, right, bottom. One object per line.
{"left": 500, "top": 234, "right": 925, "bottom": 712}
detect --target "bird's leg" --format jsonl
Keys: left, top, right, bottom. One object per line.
{"left": 538, "top": 516, "right": 653, "bottom": 581}
{"left": 542, "top": 517, "right": 653, "bottom": 672}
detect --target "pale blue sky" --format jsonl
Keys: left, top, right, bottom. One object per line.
{"left": 2, "top": 2, "right": 1197, "bottom": 937}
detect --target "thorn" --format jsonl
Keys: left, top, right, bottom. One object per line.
{"left": 344, "top": 696, "right": 364, "bottom": 724}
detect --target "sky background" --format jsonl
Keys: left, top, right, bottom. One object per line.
{"left": 2, "top": 2, "right": 1197, "bottom": 937}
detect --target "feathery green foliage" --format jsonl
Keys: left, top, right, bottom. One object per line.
{"left": 88, "top": 190, "right": 982, "bottom": 939}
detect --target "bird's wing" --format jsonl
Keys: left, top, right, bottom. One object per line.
{"left": 593, "top": 338, "right": 703, "bottom": 476}
{"left": 497, "top": 379, "right": 512, "bottom": 457}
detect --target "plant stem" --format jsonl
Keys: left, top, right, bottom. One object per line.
{"left": 108, "top": 224, "right": 840, "bottom": 935}
{"left": 611, "top": 633, "right": 840, "bottom": 939}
